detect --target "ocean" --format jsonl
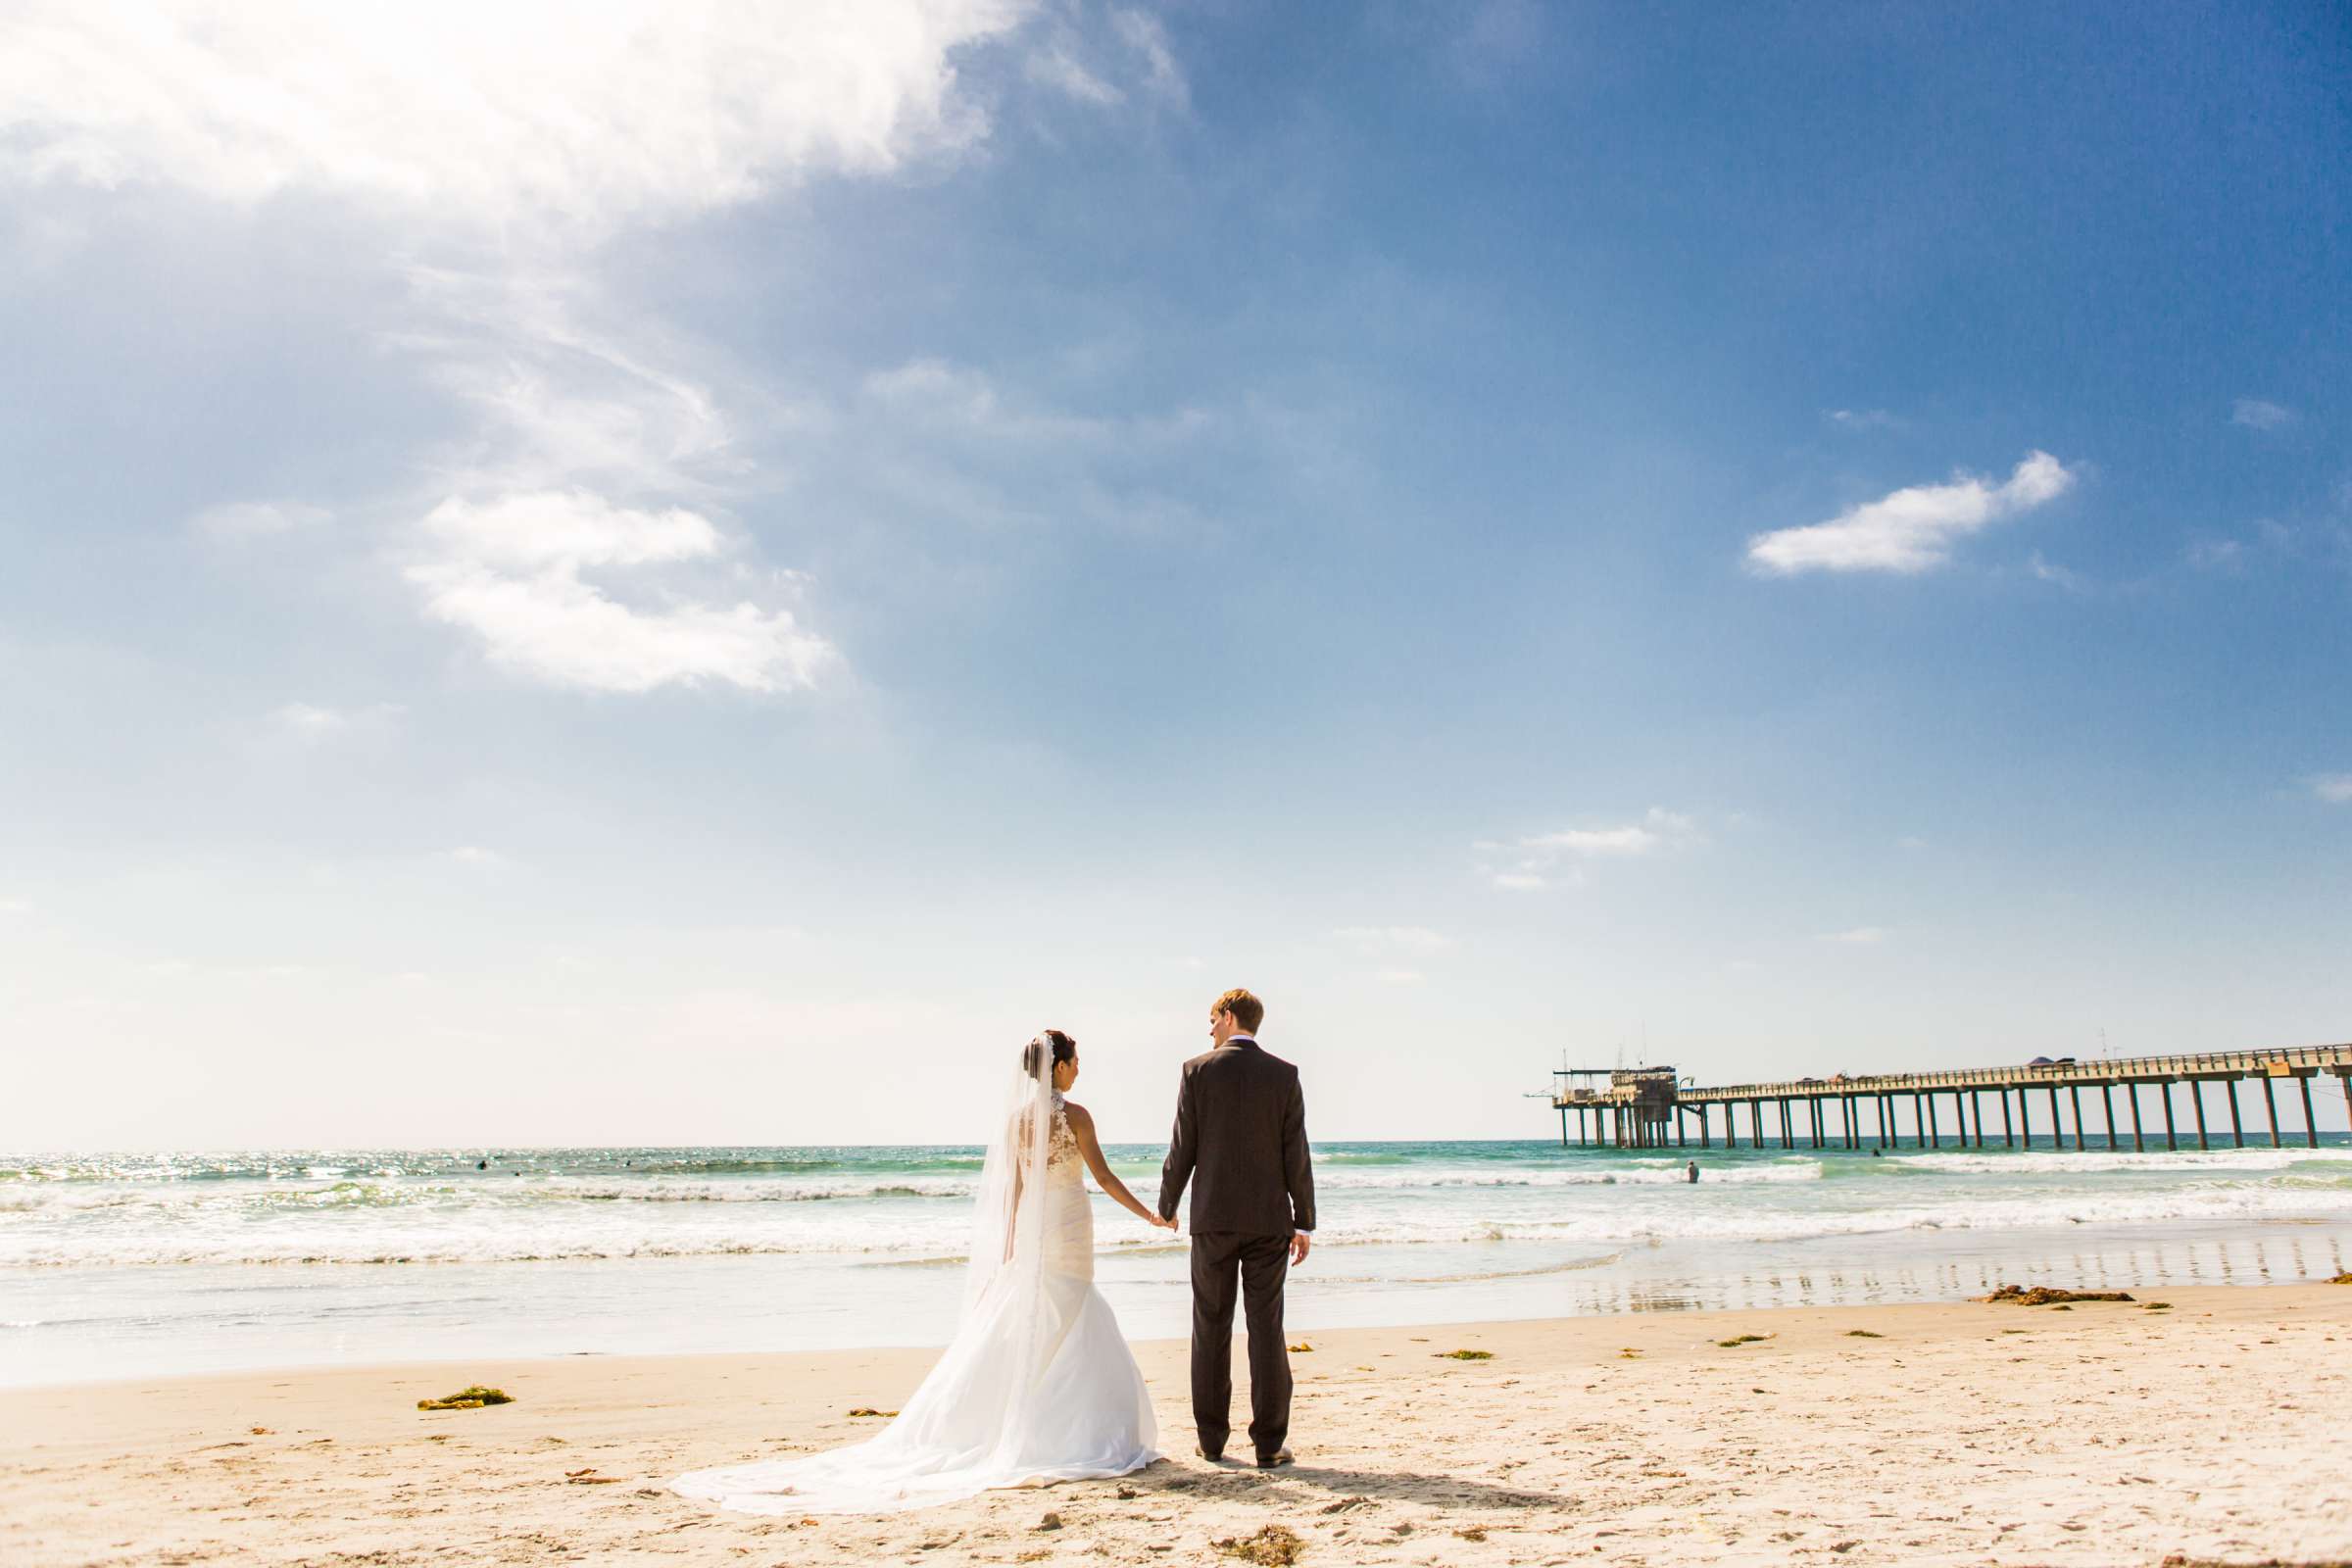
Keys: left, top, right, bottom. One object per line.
{"left": 6, "top": 1137, "right": 2349, "bottom": 1388}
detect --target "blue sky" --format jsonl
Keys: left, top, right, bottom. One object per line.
{"left": 2, "top": 2, "right": 2347, "bottom": 1149}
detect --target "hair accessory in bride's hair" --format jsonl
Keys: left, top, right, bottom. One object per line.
{"left": 1022, "top": 1030, "right": 1076, "bottom": 1080}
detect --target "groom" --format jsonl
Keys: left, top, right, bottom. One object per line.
{"left": 1157, "top": 987, "right": 1316, "bottom": 1469}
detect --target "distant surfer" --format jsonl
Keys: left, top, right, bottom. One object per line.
{"left": 1685, "top": 1159, "right": 1699, "bottom": 1184}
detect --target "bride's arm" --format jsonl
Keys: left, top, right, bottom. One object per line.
{"left": 1063, "top": 1102, "right": 1174, "bottom": 1228}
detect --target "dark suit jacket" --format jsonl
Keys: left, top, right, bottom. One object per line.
{"left": 1157, "top": 1039, "right": 1315, "bottom": 1235}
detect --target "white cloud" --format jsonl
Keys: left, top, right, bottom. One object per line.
{"left": 393, "top": 263, "right": 751, "bottom": 500}
{"left": 1021, "top": 7, "right": 1185, "bottom": 110}
{"left": 1335, "top": 926, "right": 1454, "bottom": 955}
{"left": 859, "top": 357, "right": 1206, "bottom": 447}
{"left": 443, "top": 846, "right": 506, "bottom": 866}
{"left": 0, "top": 898, "right": 32, "bottom": 916}
{"left": 1819, "top": 926, "right": 1887, "bottom": 945}
{"left": 407, "top": 491, "right": 833, "bottom": 695}
{"left": 269, "top": 701, "right": 403, "bottom": 738}
{"left": 419, "top": 491, "right": 718, "bottom": 573}
{"left": 1825, "top": 408, "right": 1900, "bottom": 431}
{"left": 0, "top": 1, "right": 1034, "bottom": 235}
{"left": 1480, "top": 808, "right": 1697, "bottom": 891}
{"left": 377, "top": 272, "right": 837, "bottom": 695}
{"left": 1746, "top": 451, "right": 2080, "bottom": 576}
{"left": 2027, "top": 550, "right": 2087, "bottom": 590}
{"left": 190, "top": 500, "right": 331, "bottom": 539}
{"left": 272, "top": 703, "right": 348, "bottom": 734}
{"left": 1025, "top": 47, "right": 1123, "bottom": 105}
{"left": 2231, "top": 398, "right": 2294, "bottom": 431}
{"left": 2311, "top": 775, "right": 2352, "bottom": 805}
{"left": 864, "top": 359, "right": 1020, "bottom": 423}
{"left": 1110, "top": 9, "right": 1188, "bottom": 107}
{"left": 2185, "top": 537, "right": 2246, "bottom": 573}
{"left": 1520, "top": 808, "right": 1699, "bottom": 858}
{"left": 12, "top": 3, "right": 1188, "bottom": 701}
{"left": 1376, "top": 968, "right": 1427, "bottom": 987}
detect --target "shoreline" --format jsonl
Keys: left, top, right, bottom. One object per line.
{"left": 6, "top": 1281, "right": 2348, "bottom": 1566}
{"left": 4, "top": 1269, "right": 2344, "bottom": 1397}
{"left": 13, "top": 1214, "right": 2348, "bottom": 1393}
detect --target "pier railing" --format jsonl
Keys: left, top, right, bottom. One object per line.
{"left": 1545, "top": 1041, "right": 2352, "bottom": 1153}
{"left": 1665, "top": 1043, "right": 2352, "bottom": 1104}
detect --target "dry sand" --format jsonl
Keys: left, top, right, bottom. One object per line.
{"left": 5, "top": 1284, "right": 2348, "bottom": 1567}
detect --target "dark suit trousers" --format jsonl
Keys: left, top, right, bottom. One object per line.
{"left": 1188, "top": 1231, "right": 1292, "bottom": 1457}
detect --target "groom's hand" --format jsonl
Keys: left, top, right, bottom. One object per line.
{"left": 1290, "top": 1231, "right": 1310, "bottom": 1266}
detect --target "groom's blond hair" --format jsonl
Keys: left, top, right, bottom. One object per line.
{"left": 1214, "top": 988, "right": 1264, "bottom": 1034}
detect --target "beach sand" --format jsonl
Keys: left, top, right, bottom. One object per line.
{"left": 4, "top": 1284, "right": 2347, "bottom": 1567}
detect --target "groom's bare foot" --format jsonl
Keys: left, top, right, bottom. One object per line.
{"left": 1255, "top": 1447, "right": 1294, "bottom": 1469}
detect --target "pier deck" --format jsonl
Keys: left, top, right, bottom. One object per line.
{"left": 1548, "top": 1043, "right": 2352, "bottom": 1152}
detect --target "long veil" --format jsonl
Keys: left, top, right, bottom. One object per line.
{"left": 672, "top": 1040, "right": 1144, "bottom": 1515}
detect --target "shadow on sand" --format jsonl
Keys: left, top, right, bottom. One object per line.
{"left": 1122, "top": 1455, "right": 1570, "bottom": 1514}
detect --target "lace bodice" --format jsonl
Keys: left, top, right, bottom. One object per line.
{"left": 1046, "top": 1095, "right": 1081, "bottom": 1173}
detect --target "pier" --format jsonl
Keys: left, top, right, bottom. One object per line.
{"left": 1545, "top": 1043, "right": 2352, "bottom": 1152}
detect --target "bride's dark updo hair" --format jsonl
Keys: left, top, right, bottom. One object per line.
{"left": 1022, "top": 1029, "right": 1077, "bottom": 1080}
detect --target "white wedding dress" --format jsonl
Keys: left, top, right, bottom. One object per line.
{"left": 670, "top": 1062, "right": 1157, "bottom": 1514}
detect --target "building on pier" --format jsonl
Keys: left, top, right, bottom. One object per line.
{"left": 1545, "top": 1042, "right": 2352, "bottom": 1152}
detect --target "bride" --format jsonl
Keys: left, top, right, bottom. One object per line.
{"left": 671, "top": 1030, "right": 1170, "bottom": 1513}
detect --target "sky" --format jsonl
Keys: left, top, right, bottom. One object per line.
{"left": 2, "top": 1, "right": 2348, "bottom": 1150}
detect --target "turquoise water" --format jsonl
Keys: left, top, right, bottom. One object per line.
{"left": 5, "top": 1137, "right": 2349, "bottom": 1386}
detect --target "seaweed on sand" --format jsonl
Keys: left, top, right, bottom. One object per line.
{"left": 416, "top": 1386, "right": 514, "bottom": 1411}
{"left": 1976, "top": 1285, "right": 2132, "bottom": 1305}
{"left": 1214, "top": 1525, "right": 1304, "bottom": 1565}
